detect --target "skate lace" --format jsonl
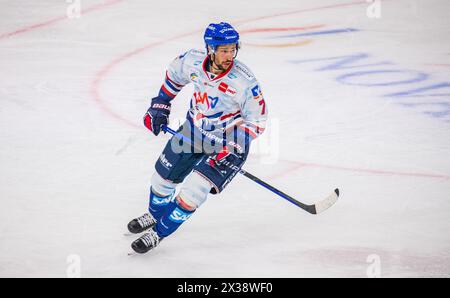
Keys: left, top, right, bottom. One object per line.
{"left": 137, "top": 213, "right": 156, "bottom": 229}
{"left": 141, "top": 230, "right": 160, "bottom": 248}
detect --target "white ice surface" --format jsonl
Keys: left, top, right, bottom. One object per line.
{"left": 0, "top": 0, "right": 449, "bottom": 277}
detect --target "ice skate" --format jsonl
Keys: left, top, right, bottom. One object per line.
{"left": 131, "top": 229, "right": 162, "bottom": 254}
{"left": 127, "top": 213, "right": 157, "bottom": 234}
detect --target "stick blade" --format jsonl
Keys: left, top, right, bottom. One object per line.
{"left": 313, "top": 188, "right": 340, "bottom": 214}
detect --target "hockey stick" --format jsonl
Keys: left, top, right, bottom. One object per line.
{"left": 161, "top": 125, "right": 339, "bottom": 214}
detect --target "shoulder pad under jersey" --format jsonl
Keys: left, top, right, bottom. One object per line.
{"left": 232, "top": 60, "right": 255, "bottom": 81}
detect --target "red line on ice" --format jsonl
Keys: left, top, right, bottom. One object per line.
{"left": 267, "top": 160, "right": 450, "bottom": 180}
{"left": 424, "top": 64, "right": 450, "bottom": 67}
{"left": 239, "top": 25, "right": 326, "bottom": 34}
{"left": 90, "top": 30, "right": 202, "bottom": 128}
{"left": 0, "top": 0, "right": 125, "bottom": 40}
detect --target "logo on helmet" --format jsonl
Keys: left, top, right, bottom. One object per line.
{"left": 204, "top": 22, "right": 240, "bottom": 52}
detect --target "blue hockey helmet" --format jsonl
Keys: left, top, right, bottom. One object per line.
{"left": 204, "top": 22, "right": 240, "bottom": 54}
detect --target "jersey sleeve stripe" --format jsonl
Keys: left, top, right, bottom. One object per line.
{"left": 160, "top": 85, "right": 177, "bottom": 99}
{"left": 244, "top": 122, "right": 266, "bottom": 134}
{"left": 219, "top": 110, "right": 241, "bottom": 121}
{"left": 238, "top": 125, "right": 258, "bottom": 139}
{"left": 165, "top": 71, "right": 185, "bottom": 88}
{"left": 164, "top": 79, "right": 182, "bottom": 93}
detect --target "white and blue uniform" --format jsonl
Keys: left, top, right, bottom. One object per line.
{"left": 160, "top": 48, "right": 267, "bottom": 141}
{"left": 131, "top": 23, "right": 267, "bottom": 253}
{"left": 150, "top": 48, "right": 269, "bottom": 225}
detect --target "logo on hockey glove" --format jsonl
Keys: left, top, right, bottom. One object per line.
{"left": 152, "top": 103, "right": 171, "bottom": 111}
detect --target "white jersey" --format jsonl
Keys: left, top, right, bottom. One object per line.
{"left": 160, "top": 49, "right": 267, "bottom": 140}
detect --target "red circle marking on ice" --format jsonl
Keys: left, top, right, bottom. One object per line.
{"left": 267, "top": 160, "right": 450, "bottom": 181}
{"left": 91, "top": 1, "right": 369, "bottom": 128}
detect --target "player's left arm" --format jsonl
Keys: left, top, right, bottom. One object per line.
{"left": 209, "top": 81, "right": 268, "bottom": 167}
{"left": 210, "top": 80, "right": 268, "bottom": 166}
{"left": 226, "top": 81, "right": 268, "bottom": 155}
{"left": 238, "top": 82, "right": 268, "bottom": 140}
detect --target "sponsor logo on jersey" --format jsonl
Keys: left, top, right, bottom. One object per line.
{"left": 226, "top": 87, "right": 236, "bottom": 96}
{"left": 194, "top": 60, "right": 202, "bottom": 66}
{"left": 193, "top": 92, "right": 220, "bottom": 111}
{"left": 190, "top": 72, "right": 198, "bottom": 81}
{"left": 218, "top": 82, "right": 228, "bottom": 92}
{"left": 194, "top": 92, "right": 211, "bottom": 110}
{"left": 251, "top": 85, "right": 263, "bottom": 100}
{"left": 227, "top": 73, "right": 238, "bottom": 79}
{"left": 159, "top": 154, "right": 173, "bottom": 169}
{"left": 209, "top": 96, "right": 219, "bottom": 108}
{"left": 235, "top": 64, "right": 254, "bottom": 80}
{"left": 169, "top": 208, "right": 192, "bottom": 223}
{"left": 218, "top": 82, "right": 237, "bottom": 97}
{"left": 190, "top": 49, "right": 206, "bottom": 56}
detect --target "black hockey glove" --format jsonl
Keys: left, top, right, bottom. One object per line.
{"left": 144, "top": 97, "right": 171, "bottom": 136}
{"left": 209, "top": 146, "right": 244, "bottom": 170}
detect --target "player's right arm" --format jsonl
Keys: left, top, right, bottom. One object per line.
{"left": 144, "top": 51, "right": 192, "bottom": 135}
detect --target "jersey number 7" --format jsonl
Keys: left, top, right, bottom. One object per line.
{"left": 259, "top": 99, "right": 266, "bottom": 115}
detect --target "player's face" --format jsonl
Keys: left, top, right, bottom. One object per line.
{"left": 214, "top": 44, "right": 237, "bottom": 69}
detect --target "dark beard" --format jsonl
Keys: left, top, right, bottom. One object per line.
{"left": 208, "top": 55, "right": 229, "bottom": 72}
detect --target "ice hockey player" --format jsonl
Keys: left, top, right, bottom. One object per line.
{"left": 128, "top": 22, "right": 268, "bottom": 254}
